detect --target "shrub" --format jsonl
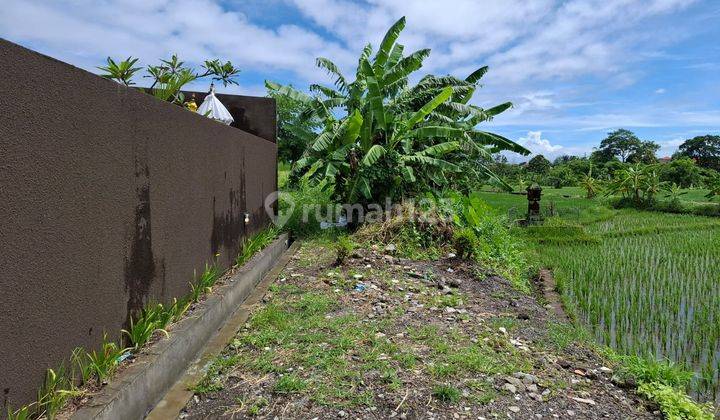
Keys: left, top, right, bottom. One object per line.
{"left": 637, "top": 382, "right": 714, "bottom": 420}
{"left": 334, "top": 235, "right": 354, "bottom": 266}
{"left": 452, "top": 228, "right": 477, "bottom": 259}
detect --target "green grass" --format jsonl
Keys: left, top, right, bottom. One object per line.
{"left": 192, "top": 242, "right": 534, "bottom": 410}
{"left": 432, "top": 384, "right": 461, "bottom": 403}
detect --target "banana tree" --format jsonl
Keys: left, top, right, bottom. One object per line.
{"left": 580, "top": 167, "right": 601, "bottom": 199}
{"left": 268, "top": 16, "right": 529, "bottom": 203}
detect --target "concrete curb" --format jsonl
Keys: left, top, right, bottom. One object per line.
{"left": 72, "top": 233, "right": 290, "bottom": 420}
{"left": 146, "top": 240, "right": 302, "bottom": 420}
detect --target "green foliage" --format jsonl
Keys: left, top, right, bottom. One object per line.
{"left": 267, "top": 82, "right": 321, "bottom": 163}
{"left": 278, "top": 178, "right": 336, "bottom": 238}
{"left": 637, "top": 382, "right": 714, "bottom": 420}
{"left": 527, "top": 154, "right": 551, "bottom": 175}
{"left": 432, "top": 384, "right": 461, "bottom": 403}
{"left": 334, "top": 235, "right": 354, "bottom": 266}
{"left": 87, "top": 334, "right": 126, "bottom": 382}
{"left": 447, "top": 192, "right": 529, "bottom": 289}
{"left": 271, "top": 17, "right": 528, "bottom": 204}
{"left": 6, "top": 405, "right": 32, "bottom": 420}
{"left": 273, "top": 374, "right": 308, "bottom": 394}
{"left": 546, "top": 165, "right": 577, "bottom": 188}
{"left": 236, "top": 227, "right": 280, "bottom": 266}
{"left": 579, "top": 168, "right": 602, "bottom": 199}
{"left": 452, "top": 228, "right": 477, "bottom": 259}
{"left": 190, "top": 261, "right": 222, "bottom": 302}
{"left": 121, "top": 304, "right": 170, "bottom": 350}
{"left": 97, "top": 57, "right": 142, "bottom": 86}
{"left": 597, "top": 129, "right": 646, "bottom": 163}
{"left": 660, "top": 157, "right": 702, "bottom": 188}
{"left": 37, "top": 367, "right": 74, "bottom": 419}
{"left": 98, "top": 54, "right": 240, "bottom": 104}
{"left": 675, "top": 135, "right": 720, "bottom": 172}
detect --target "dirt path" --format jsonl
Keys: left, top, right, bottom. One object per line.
{"left": 181, "top": 241, "right": 658, "bottom": 419}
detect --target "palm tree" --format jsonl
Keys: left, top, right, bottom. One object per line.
{"left": 267, "top": 17, "right": 529, "bottom": 203}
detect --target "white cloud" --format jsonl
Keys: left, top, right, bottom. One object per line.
{"left": 0, "top": 0, "right": 354, "bottom": 84}
{"left": 520, "top": 131, "right": 564, "bottom": 155}
{"left": 655, "top": 88, "right": 667, "bottom": 94}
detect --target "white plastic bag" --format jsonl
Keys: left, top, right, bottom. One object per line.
{"left": 197, "top": 85, "right": 234, "bottom": 125}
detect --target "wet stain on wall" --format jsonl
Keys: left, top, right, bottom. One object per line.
{"left": 211, "top": 156, "right": 247, "bottom": 260}
{"left": 124, "top": 158, "right": 155, "bottom": 323}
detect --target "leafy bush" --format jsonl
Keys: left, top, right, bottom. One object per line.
{"left": 98, "top": 54, "right": 240, "bottom": 104}
{"left": 278, "top": 178, "right": 336, "bottom": 238}
{"left": 333, "top": 235, "right": 354, "bottom": 266}
{"left": 637, "top": 382, "right": 714, "bottom": 420}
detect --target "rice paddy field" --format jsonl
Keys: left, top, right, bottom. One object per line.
{"left": 477, "top": 189, "right": 720, "bottom": 404}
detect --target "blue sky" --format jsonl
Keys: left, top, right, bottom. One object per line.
{"left": 2, "top": 0, "right": 719, "bottom": 161}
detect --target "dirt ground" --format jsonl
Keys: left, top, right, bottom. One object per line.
{"left": 181, "top": 240, "right": 660, "bottom": 419}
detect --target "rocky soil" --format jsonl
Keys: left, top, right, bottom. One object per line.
{"left": 181, "top": 240, "right": 659, "bottom": 419}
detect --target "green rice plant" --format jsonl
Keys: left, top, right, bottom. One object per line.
{"left": 539, "top": 212, "right": 720, "bottom": 405}
{"left": 236, "top": 227, "right": 279, "bottom": 267}
{"left": 87, "top": 334, "right": 125, "bottom": 381}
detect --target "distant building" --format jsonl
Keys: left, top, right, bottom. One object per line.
{"left": 658, "top": 156, "right": 672, "bottom": 163}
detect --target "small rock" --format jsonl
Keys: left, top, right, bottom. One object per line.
{"left": 375, "top": 332, "right": 386, "bottom": 338}
{"left": 446, "top": 267, "right": 455, "bottom": 273}
{"left": 527, "top": 384, "right": 538, "bottom": 393}
{"left": 446, "top": 278, "right": 461, "bottom": 288}
{"left": 599, "top": 366, "right": 613, "bottom": 374}
{"left": 447, "top": 252, "right": 456, "bottom": 258}
{"left": 571, "top": 397, "right": 597, "bottom": 406}
{"left": 338, "top": 410, "right": 347, "bottom": 417}
{"left": 505, "top": 376, "right": 525, "bottom": 392}
{"left": 384, "top": 244, "right": 397, "bottom": 254}
{"left": 529, "top": 392, "right": 543, "bottom": 401}
{"left": 573, "top": 369, "right": 586, "bottom": 377}
{"left": 502, "top": 383, "right": 517, "bottom": 394}
{"left": 353, "top": 274, "right": 364, "bottom": 280}
{"left": 508, "top": 406, "right": 520, "bottom": 413}
{"left": 567, "top": 410, "right": 575, "bottom": 416}
{"left": 498, "top": 327, "right": 508, "bottom": 335}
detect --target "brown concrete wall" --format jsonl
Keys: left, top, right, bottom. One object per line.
{"left": 181, "top": 90, "right": 277, "bottom": 143}
{"left": 0, "top": 39, "right": 277, "bottom": 410}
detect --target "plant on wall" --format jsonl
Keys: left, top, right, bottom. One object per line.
{"left": 98, "top": 54, "right": 240, "bottom": 104}
{"left": 267, "top": 16, "right": 529, "bottom": 204}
